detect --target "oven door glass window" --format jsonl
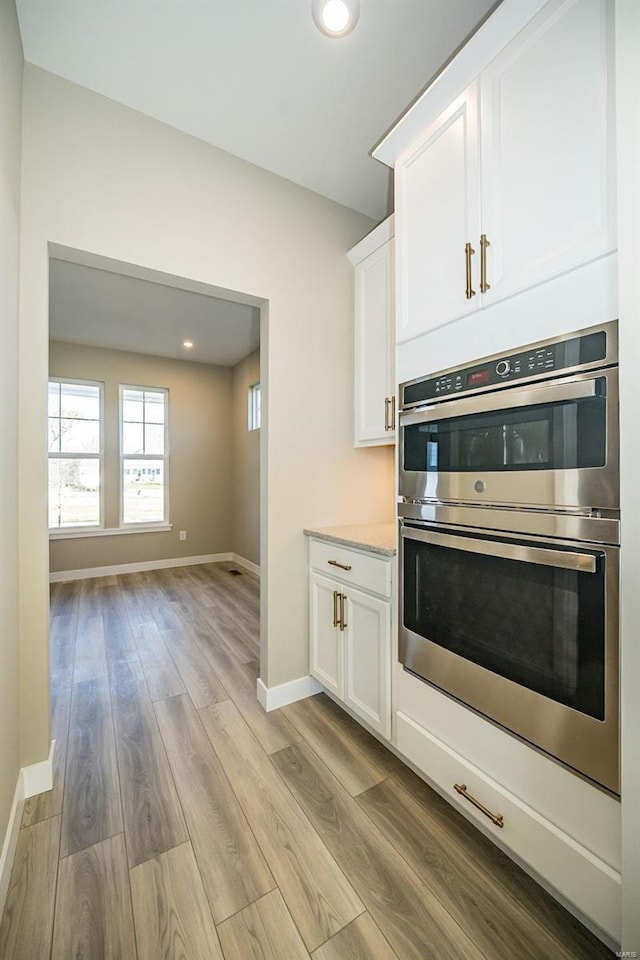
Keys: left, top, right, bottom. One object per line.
{"left": 403, "top": 533, "right": 605, "bottom": 719}
{"left": 403, "top": 387, "right": 606, "bottom": 474}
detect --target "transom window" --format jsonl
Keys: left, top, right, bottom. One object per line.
{"left": 120, "top": 386, "right": 169, "bottom": 525}
{"left": 48, "top": 379, "right": 103, "bottom": 529}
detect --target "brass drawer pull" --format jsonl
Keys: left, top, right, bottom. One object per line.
{"left": 454, "top": 783, "right": 504, "bottom": 828}
{"left": 339, "top": 592, "right": 347, "bottom": 631}
{"left": 328, "top": 560, "right": 352, "bottom": 571}
{"left": 332, "top": 590, "right": 339, "bottom": 628}
{"left": 464, "top": 242, "right": 476, "bottom": 300}
{"left": 480, "top": 233, "right": 491, "bottom": 293}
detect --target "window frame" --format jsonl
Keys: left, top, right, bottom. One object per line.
{"left": 248, "top": 381, "right": 261, "bottom": 431}
{"left": 119, "top": 383, "right": 170, "bottom": 528}
{"left": 48, "top": 377, "right": 105, "bottom": 534}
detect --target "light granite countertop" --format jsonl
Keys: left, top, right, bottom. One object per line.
{"left": 304, "top": 523, "right": 396, "bottom": 557}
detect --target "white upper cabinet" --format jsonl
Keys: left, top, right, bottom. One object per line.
{"left": 480, "top": 0, "right": 615, "bottom": 306}
{"left": 384, "top": 0, "right": 615, "bottom": 344}
{"left": 349, "top": 217, "right": 395, "bottom": 445}
{"left": 396, "top": 84, "right": 481, "bottom": 342}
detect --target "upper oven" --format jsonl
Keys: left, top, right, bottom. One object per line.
{"left": 399, "top": 321, "right": 619, "bottom": 512}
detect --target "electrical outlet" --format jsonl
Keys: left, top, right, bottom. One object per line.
{"left": 179, "top": 530, "right": 187, "bottom": 541}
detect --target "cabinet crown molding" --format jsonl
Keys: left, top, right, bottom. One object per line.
{"left": 347, "top": 214, "right": 394, "bottom": 265}
{"left": 372, "top": 0, "right": 547, "bottom": 167}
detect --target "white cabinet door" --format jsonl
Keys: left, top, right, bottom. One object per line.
{"left": 309, "top": 573, "right": 343, "bottom": 698}
{"left": 343, "top": 585, "right": 391, "bottom": 739}
{"left": 480, "top": 0, "right": 615, "bottom": 307}
{"left": 395, "top": 82, "right": 481, "bottom": 343}
{"left": 354, "top": 240, "right": 395, "bottom": 445}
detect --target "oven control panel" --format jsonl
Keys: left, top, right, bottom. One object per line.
{"left": 402, "top": 329, "right": 607, "bottom": 408}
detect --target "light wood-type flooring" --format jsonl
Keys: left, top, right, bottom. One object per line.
{"left": 0, "top": 562, "right": 612, "bottom": 959}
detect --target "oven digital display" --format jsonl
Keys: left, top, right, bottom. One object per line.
{"left": 467, "top": 369, "right": 489, "bottom": 386}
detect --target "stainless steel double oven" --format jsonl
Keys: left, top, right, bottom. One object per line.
{"left": 398, "top": 321, "right": 620, "bottom": 793}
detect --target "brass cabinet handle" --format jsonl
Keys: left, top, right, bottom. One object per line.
{"left": 464, "top": 242, "right": 476, "bottom": 300}
{"left": 339, "top": 592, "right": 347, "bottom": 631}
{"left": 480, "top": 234, "right": 491, "bottom": 293}
{"left": 384, "top": 396, "right": 396, "bottom": 431}
{"left": 454, "top": 783, "right": 504, "bottom": 828}
{"left": 328, "top": 560, "right": 352, "bottom": 571}
{"left": 332, "top": 590, "right": 339, "bottom": 628}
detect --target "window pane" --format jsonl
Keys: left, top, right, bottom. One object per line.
{"left": 48, "top": 383, "right": 60, "bottom": 417}
{"left": 48, "top": 458, "right": 100, "bottom": 528}
{"left": 248, "top": 383, "right": 261, "bottom": 430}
{"left": 123, "top": 399, "right": 144, "bottom": 423}
{"left": 59, "top": 417, "right": 100, "bottom": 454}
{"left": 123, "top": 422, "right": 144, "bottom": 455}
{"left": 144, "top": 393, "right": 165, "bottom": 424}
{"left": 60, "top": 382, "right": 100, "bottom": 420}
{"left": 145, "top": 423, "right": 164, "bottom": 454}
{"left": 123, "top": 460, "right": 164, "bottom": 524}
{"left": 48, "top": 417, "right": 61, "bottom": 453}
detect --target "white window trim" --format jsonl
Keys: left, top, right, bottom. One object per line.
{"left": 48, "top": 377, "right": 105, "bottom": 534}
{"left": 119, "top": 384, "right": 170, "bottom": 528}
{"left": 50, "top": 523, "right": 172, "bottom": 540}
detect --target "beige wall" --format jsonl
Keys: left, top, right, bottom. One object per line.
{"left": 231, "top": 349, "right": 260, "bottom": 567}
{"left": 0, "top": 0, "right": 22, "bottom": 843}
{"left": 49, "top": 342, "right": 234, "bottom": 573}
{"left": 18, "top": 64, "right": 393, "bottom": 765}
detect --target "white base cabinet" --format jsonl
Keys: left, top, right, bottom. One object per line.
{"left": 342, "top": 586, "right": 391, "bottom": 736}
{"left": 395, "top": 710, "right": 621, "bottom": 944}
{"left": 393, "top": 663, "right": 621, "bottom": 945}
{"left": 308, "top": 539, "right": 392, "bottom": 739}
{"left": 309, "top": 573, "right": 343, "bottom": 698}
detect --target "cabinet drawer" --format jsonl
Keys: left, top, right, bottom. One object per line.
{"left": 395, "top": 711, "right": 620, "bottom": 942}
{"left": 309, "top": 539, "right": 391, "bottom": 598}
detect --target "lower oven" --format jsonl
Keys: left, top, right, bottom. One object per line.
{"left": 399, "top": 507, "right": 619, "bottom": 793}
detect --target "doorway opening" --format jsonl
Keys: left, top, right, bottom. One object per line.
{"left": 47, "top": 244, "right": 267, "bottom": 677}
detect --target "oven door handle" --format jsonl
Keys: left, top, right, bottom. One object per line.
{"left": 401, "top": 525, "right": 598, "bottom": 573}
{"left": 401, "top": 377, "right": 598, "bottom": 425}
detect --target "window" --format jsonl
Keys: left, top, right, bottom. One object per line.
{"left": 248, "top": 382, "right": 261, "bottom": 431}
{"left": 48, "top": 379, "right": 103, "bottom": 529}
{"left": 120, "top": 386, "right": 168, "bottom": 525}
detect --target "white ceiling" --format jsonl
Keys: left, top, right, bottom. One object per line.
{"left": 49, "top": 259, "right": 260, "bottom": 366}
{"left": 16, "top": 0, "right": 496, "bottom": 220}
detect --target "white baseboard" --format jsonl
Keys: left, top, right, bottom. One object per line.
{"left": 0, "top": 740, "right": 55, "bottom": 919}
{"left": 0, "top": 770, "right": 25, "bottom": 921}
{"left": 49, "top": 553, "right": 233, "bottom": 582}
{"left": 257, "top": 675, "right": 322, "bottom": 712}
{"left": 231, "top": 553, "right": 261, "bottom": 577}
{"left": 22, "top": 740, "right": 55, "bottom": 799}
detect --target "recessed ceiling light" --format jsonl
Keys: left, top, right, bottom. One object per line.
{"left": 182, "top": 340, "right": 194, "bottom": 348}
{"left": 312, "top": 0, "right": 360, "bottom": 38}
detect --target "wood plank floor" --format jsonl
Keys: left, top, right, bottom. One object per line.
{"left": 0, "top": 562, "right": 613, "bottom": 960}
